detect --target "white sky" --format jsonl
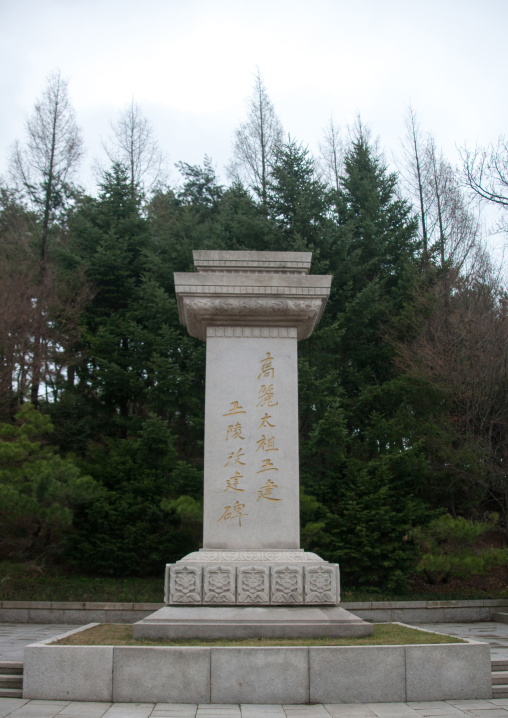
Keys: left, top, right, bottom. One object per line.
{"left": 1, "top": 0, "right": 506, "bottom": 241}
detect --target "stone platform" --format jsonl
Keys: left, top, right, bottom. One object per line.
{"left": 137, "top": 548, "right": 373, "bottom": 640}
{"left": 22, "top": 623, "right": 492, "bottom": 704}
{"left": 133, "top": 605, "right": 371, "bottom": 640}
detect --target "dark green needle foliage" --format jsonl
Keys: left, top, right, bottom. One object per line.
{"left": 298, "top": 131, "right": 434, "bottom": 591}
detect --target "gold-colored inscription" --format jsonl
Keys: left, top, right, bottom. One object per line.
{"left": 226, "top": 422, "right": 245, "bottom": 441}
{"left": 222, "top": 401, "right": 247, "bottom": 416}
{"left": 225, "top": 448, "right": 246, "bottom": 467}
{"left": 224, "top": 471, "right": 245, "bottom": 492}
{"left": 256, "top": 384, "right": 278, "bottom": 408}
{"left": 218, "top": 501, "right": 247, "bottom": 527}
{"left": 256, "top": 434, "right": 278, "bottom": 452}
{"left": 257, "top": 478, "right": 281, "bottom": 502}
{"left": 258, "top": 413, "right": 276, "bottom": 429}
{"left": 256, "top": 458, "right": 278, "bottom": 473}
{"left": 257, "top": 352, "right": 275, "bottom": 380}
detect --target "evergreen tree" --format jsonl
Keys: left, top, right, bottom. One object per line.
{"left": 0, "top": 404, "right": 98, "bottom": 562}
{"left": 49, "top": 164, "right": 204, "bottom": 575}
{"left": 298, "top": 131, "right": 434, "bottom": 591}
{"left": 266, "top": 138, "right": 331, "bottom": 254}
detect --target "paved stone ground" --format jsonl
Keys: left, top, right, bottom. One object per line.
{"left": 0, "top": 625, "right": 81, "bottom": 661}
{"left": 3, "top": 622, "right": 508, "bottom": 717}
{"left": 3, "top": 699, "right": 508, "bottom": 717}
{"left": 414, "top": 622, "right": 508, "bottom": 661}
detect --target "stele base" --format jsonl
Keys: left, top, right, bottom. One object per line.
{"left": 135, "top": 251, "right": 372, "bottom": 639}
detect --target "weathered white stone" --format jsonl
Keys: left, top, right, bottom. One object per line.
{"left": 309, "top": 646, "right": 406, "bottom": 704}
{"left": 133, "top": 605, "right": 372, "bottom": 640}
{"left": 23, "top": 645, "right": 113, "bottom": 701}
{"left": 169, "top": 565, "right": 201, "bottom": 604}
{"left": 203, "top": 332, "right": 299, "bottom": 550}
{"left": 210, "top": 647, "right": 309, "bottom": 704}
{"left": 174, "top": 250, "right": 332, "bottom": 342}
{"left": 193, "top": 250, "right": 313, "bottom": 274}
{"left": 237, "top": 566, "right": 269, "bottom": 604}
{"left": 271, "top": 566, "right": 303, "bottom": 604}
{"left": 405, "top": 642, "right": 492, "bottom": 701}
{"left": 164, "top": 557, "right": 341, "bottom": 606}
{"left": 21, "top": 624, "right": 493, "bottom": 703}
{"left": 138, "top": 250, "right": 371, "bottom": 635}
{"left": 203, "top": 565, "right": 236, "bottom": 604}
{"left": 113, "top": 646, "right": 210, "bottom": 703}
{"left": 305, "top": 565, "right": 338, "bottom": 605}
{"left": 178, "top": 549, "right": 321, "bottom": 562}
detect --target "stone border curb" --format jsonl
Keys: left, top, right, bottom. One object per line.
{"left": 1, "top": 599, "right": 507, "bottom": 624}
{"left": 22, "top": 622, "right": 492, "bottom": 704}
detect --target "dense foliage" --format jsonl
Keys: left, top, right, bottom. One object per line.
{"left": 1, "top": 76, "right": 507, "bottom": 591}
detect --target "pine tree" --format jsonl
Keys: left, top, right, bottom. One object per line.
{"left": 298, "top": 131, "right": 434, "bottom": 591}
{"left": 49, "top": 165, "right": 205, "bottom": 575}
{"left": 266, "top": 137, "right": 331, "bottom": 254}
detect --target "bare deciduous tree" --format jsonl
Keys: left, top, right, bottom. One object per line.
{"left": 426, "top": 138, "right": 483, "bottom": 273}
{"left": 318, "top": 117, "right": 344, "bottom": 193}
{"left": 399, "top": 107, "right": 483, "bottom": 273}
{"left": 227, "top": 69, "right": 283, "bottom": 208}
{"left": 399, "top": 107, "right": 430, "bottom": 261}
{"left": 460, "top": 139, "right": 508, "bottom": 237}
{"left": 461, "top": 138, "right": 508, "bottom": 209}
{"left": 102, "top": 99, "right": 167, "bottom": 199}
{"left": 9, "top": 70, "right": 83, "bottom": 264}
{"left": 396, "top": 262, "right": 508, "bottom": 527}
{"left": 0, "top": 187, "right": 92, "bottom": 417}
{"left": 7, "top": 72, "right": 85, "bottom": 405}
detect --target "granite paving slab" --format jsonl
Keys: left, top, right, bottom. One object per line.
{"left": 365, "top": 704, "right": 422, "bottom": 717}
{"left": 0, "top": 624, "right": 81, "bottom": 660}
{"left": 58, "top": 703, "right": 113, "bottom": 717}
{"left": 3, "top": 701, "right": 508, "bottom": 717}
{"left": 416, "top": 622, "right": 508, "bottom": 661}
{"left": 324, "top": 706, "right": 377, "bottom": 717}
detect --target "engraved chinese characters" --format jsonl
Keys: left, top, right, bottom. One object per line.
{"left": 217, "top": 350, "right": 284, "bottom": 531}
{"left": 219, "top": 400, "right": 247, "bottom": 526}
{"left": 256, "top": 352, "right": 281, "bottom": 504}
{"left": 203, "top": 331, "right": 300, "bottom": 550}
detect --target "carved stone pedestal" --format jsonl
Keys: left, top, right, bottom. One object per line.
{"left": 164, "top": 550, "right": 339, "bottom": 606}
{"left": 134, "top": 251, "right": 372, "bottom": 639}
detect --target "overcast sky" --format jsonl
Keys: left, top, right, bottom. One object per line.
{"left": 1, "top": 0, "right": 506, "bottom": 220}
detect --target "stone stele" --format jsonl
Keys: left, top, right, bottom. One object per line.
{"left": 134, "top": 251, "right": 372, "bottom": 638}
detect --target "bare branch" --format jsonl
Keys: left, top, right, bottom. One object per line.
{"left": 318, "top": 117, "right": 344, "bottom": 193}
{"left": 227, "top": 69, "right": 283, "bottom": 207}
{"left": 101, "top": 98, "right": 168, "bottom": 198}
{"left": 460, "top": 139, "right": 508, "bottom": 208}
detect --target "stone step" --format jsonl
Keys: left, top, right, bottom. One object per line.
{"left": 0, "top": 662, "right": 23, "bottom": 698}
{"left": 0, "top": 674, "right": 22, "bottom": 690}
{"left": 493, "top": 612, "right": 508, "bottom": 624}
{"left": 0, "top": 662, "right": 23, "bottom": 675}
{"left": 492, "top": 660, "right": 508, "bottom": 671}
{"left": 493, "top": 686, "right": 508, "bottom": 698}
{"left": 492, "top": 671, "right": 508, "bottom": 685}
{"left": 0, "top": 687, "right": 23, "bottom": 698}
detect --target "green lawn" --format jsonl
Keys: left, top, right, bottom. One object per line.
{"left": 53, "top": 622, "right": 464, "bottom": 647}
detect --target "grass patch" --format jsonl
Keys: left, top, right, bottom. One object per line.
{"left": 2, "top": 562, "right": 507, "bottom": 603}
{"left": 53, "top": 622, "right": 465, "bottom": 647}
{"left": 0, "top": 564, "right": 163, "bottom": 602}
